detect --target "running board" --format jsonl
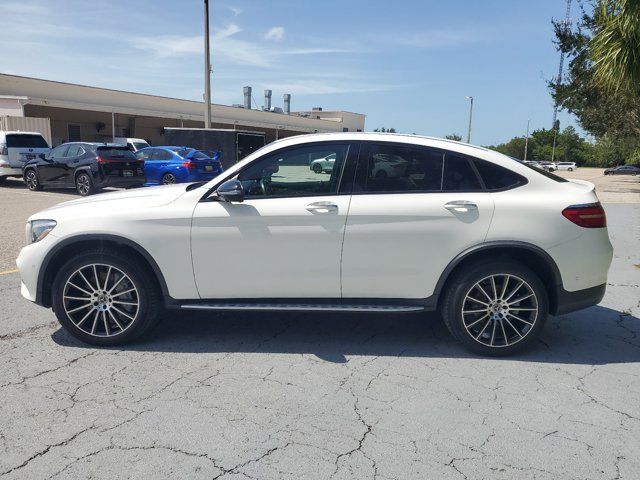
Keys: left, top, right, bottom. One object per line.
{"left": 179, "top": 303, "right": 425, "bottom": 313}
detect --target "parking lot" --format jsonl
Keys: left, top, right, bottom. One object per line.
{"left": 1, "top": 174, "right": 639, "bottom": 479}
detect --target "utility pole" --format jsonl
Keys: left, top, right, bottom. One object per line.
{"left": 524, "top": 119, "right": 530, "bottom": 161}
{"left": 465, "top": 96, "right": 474, "bottom": 143}
{"left": 203, "top": 0, "right": 212, "bottom": 128}
{"left": 552, "top": 0, "right": 572, "bottom": 129}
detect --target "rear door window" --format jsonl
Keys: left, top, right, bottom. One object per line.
{"left": 65, "top": 145, "right": 83, "bottom": 157}
{"left": 355, "top": 143, "right": 444, "bottom": 193}
{"left": 442, "top": 154, "right": 482, "bottom": 191}
{"left": 6, "top": 134, "right": 49, "bottom": 148}
{"left": 49, "top": 145, "right": 69, "bottom": 159}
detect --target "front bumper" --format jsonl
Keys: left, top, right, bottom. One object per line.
{"left": 16, "top": 233, "right": 58, "bottom": 305}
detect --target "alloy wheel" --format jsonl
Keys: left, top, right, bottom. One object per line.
{"left": 461, "top": 274, "right": 538, "bottom": 348}
{"left": 162, "top": 173, "right": 176, "bottom": 185}
{"left": 62, "top": 263, "right": 140, "bottom": 337}
{"left": 76, "top": 174, "right": 91, "bottom": 195}
{"left": 26, "top": 170, "right": 38, "bottom": 190}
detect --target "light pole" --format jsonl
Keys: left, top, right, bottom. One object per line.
{"left": 524, "top": 119, "right": 530, "bottom": 161}
{"left": 465, "top": 96, "right": 474, "bottom": 144}
{"left": 203, "top": 0, "right": 212, "bottom": 128}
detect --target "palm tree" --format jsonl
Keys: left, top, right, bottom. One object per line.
{"left": 591, "top": 0, "right": 640, "bottom": 91}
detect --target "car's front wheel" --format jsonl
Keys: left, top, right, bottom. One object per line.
{"left": 441, "top": 260, "right": 548, "bottom": 356}
{"left": 52, "top": 250, "right": 162, "bottom": 346}
{"left": 312, "top": 163, "right": 323, "bottom": 174}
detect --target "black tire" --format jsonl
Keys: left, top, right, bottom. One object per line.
{"left": 568, "top": 167, "right": 573, "bottom": 172}
{"left": 162, "top": 173, "right": 176, "bottom": 185}
{"left": 75, "top": 172, "right": 94, "bottom": 196}
{"left": 52, "top": 249, "right": 162, "bottom": 346}
{"left": 0, "top": 176, "right": 6, "bottom": 185}
{"left": 440, "top": 260, "right": 548, "bottom": 356}
{"left": 312, "top": 163, "right": 323, "bottom": 174}
{"left": 24, "top": 169, "right": 43, "bottom": 191}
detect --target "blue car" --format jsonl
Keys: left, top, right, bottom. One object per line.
{"left": 135, "top": 146, "right": 223, "bottom": 185}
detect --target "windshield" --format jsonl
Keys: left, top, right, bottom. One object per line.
{"left": 133, "top": 142, "right": 149, "bottom": 150}
{"left": 6, "top": 134, "right": 49, "bottom": 148}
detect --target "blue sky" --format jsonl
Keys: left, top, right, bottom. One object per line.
{"left": 0, "top": 0, "right": 585, "bottom": 145}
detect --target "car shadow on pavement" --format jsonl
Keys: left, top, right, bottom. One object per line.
{"left": 51, "top": 305, "right": 640, "bottom": 365}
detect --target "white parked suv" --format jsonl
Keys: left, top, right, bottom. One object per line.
{"left": 556, "top": 162, "right": 577, "bottom": 171}
{"left": 16, "top": 133, "right": 613, "bottom": 355}
{"left": 0, "top": 131, "right": 50, "bottom": 183}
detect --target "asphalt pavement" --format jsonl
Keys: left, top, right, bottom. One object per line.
{"left": 0, "top": 201, "right": 639, "bottom": 479}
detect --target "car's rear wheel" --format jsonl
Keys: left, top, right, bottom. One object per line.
{"left": 441, "top": 260, "right": 548, "bottom": 356}
{"left": 162, "top": 173, "right": 176, "bottom": 184}
{"left": 52, "top": 249, "right": 162, "bottom": 346}
{"left": 75, "top": 172, "right": 94, "bottom": 196}
{"left": 25, "top": 169, "right": 43, "bottom": 191}
{"left": 312, "top": 163, "right": 323, "bottom": 174}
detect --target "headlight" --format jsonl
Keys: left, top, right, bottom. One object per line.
{"left": 27, "top": 220, "right": 57, "bottom": 244}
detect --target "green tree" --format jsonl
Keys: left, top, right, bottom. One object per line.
{"left": 373, "top": 127, "right": 397, "bottom": 133}
{"left": 487, "top": 127, "right": 595, "bottom": 165}
{"left": 550, "top": 5, "right": 640, "bottom": 158}
{"left": 445, "top": 133, "right": 463, "bottom": 141}
{"left": 591, "top": 0, "right": 640, "bottom": 92}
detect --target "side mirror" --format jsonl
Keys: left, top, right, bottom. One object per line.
{"left": 216, "top": 179, "right": 244, "bottom": 203}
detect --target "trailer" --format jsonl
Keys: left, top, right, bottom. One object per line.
{"left": 163, "top": 128, "right": 266, "bottom": 169}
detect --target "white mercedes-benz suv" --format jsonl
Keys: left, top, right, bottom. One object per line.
{"left": 17, "top": 133, "right": 613, "bottom": 355}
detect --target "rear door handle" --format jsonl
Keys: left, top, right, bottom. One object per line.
{"left": 306, "top": 201, "right": 339, "bottom": 214}
{"left": 444, "top": 200, "right": 478, "bottom": 213}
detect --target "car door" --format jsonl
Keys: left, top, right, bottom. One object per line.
{"left": 38, "top": 144, "right": 69, "bottom": 184}
{"left": 63, "top": 144, "right": 84, "bottom": 185}
{"left": 341, "top": 142, "right": 495, "bottom": 299}
{"left": 191, "top": 141, "right": 355, "bottom": 299}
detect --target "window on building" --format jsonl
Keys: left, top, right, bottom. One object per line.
{"left": 67, "top": 124, "right": 81, "bottom": 142}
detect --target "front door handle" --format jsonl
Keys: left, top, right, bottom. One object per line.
{"left": 444, "top": 200, "right": 478, "bottom": 213}
{"left": 306, "top": 201, "right": 339, "bottom": 214}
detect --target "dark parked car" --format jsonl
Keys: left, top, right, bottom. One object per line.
{"left": 604, "top": 165, "right": 640, "bottom": 176}
{"left": 23, "top": 142, "right": 145, "bottom": 196}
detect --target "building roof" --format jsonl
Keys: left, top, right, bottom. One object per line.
{"left": 0, "top": 74, "right": 365, "bottom": 134}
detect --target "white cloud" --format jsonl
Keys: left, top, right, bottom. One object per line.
{"left": 264, "top": 26, "right": 285, "bottom": 41}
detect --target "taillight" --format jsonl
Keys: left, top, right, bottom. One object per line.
{"left": 562, "top": 203, "right": 607, "bottom": 228}
{"left": 182, "top": 161, "right": 197, "bottom": 169}
{"left": 96, "top": 156, "right": 111, "bottom": 164}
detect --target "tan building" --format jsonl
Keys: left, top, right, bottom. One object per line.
{"left": 0, "top": 74, "right": 366, "bottom": 146}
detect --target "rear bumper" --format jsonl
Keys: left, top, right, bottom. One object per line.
{"left": 96, "top": 176, "right": 146, "bottom": 189}
{"left": 0, "top": 166, "right": 23, "bottom": 178}
{"left": 553, "top": 283, "right": 606, "bottom": 316}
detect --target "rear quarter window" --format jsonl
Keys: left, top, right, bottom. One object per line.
{"left": 473, "top": 160, "right": 527, "bottom": 191}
